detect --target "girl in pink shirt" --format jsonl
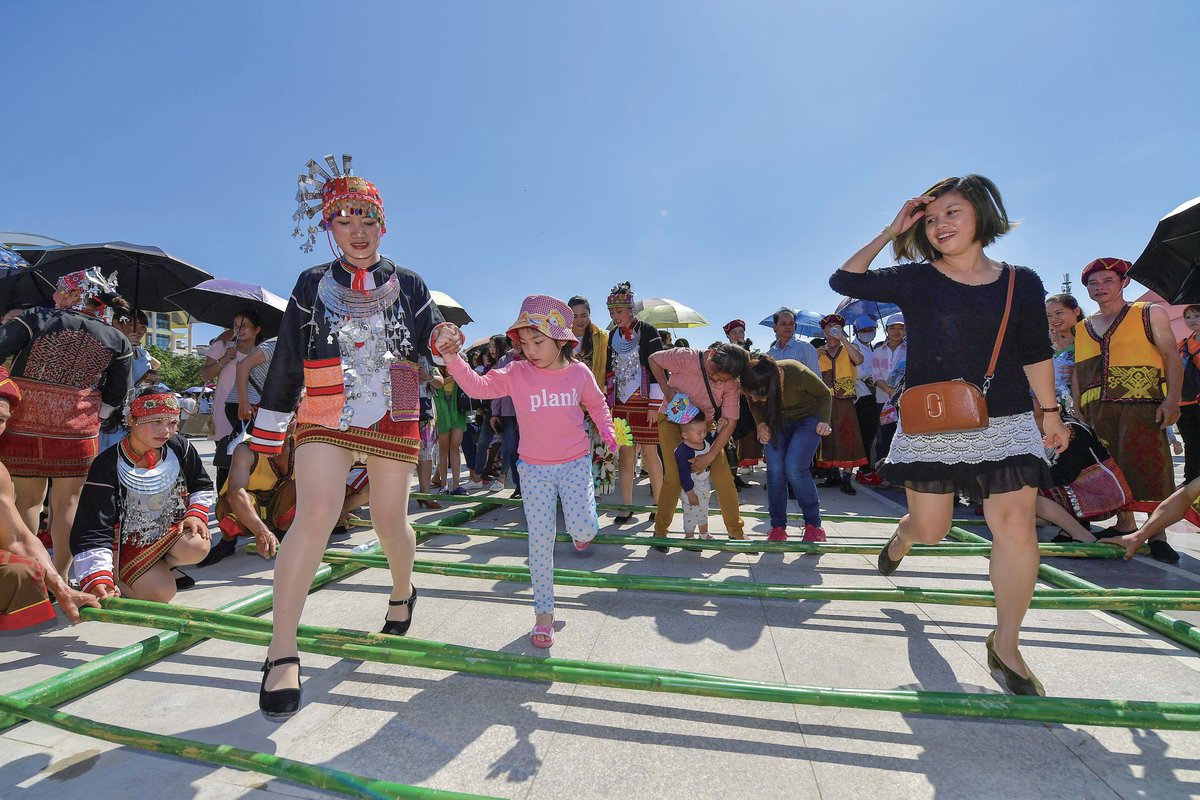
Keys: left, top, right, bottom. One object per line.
{"left": 433, "top": 295, "right": 616, "bottom": 648}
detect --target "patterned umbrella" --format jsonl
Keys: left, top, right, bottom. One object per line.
{"left": 0, "top": 245, "right": 30, "bottom": 272}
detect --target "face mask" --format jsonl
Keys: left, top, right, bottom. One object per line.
{"left": 856, "top": 332, "right": 874, "bottom": 343}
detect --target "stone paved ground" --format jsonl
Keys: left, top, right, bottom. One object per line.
{"left": 3, "top": 441, "right": 1199, "bottom": 799}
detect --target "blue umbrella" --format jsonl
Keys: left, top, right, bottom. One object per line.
{"left": 757, "top": 308, "right": 825, "bottom": 337}
{"left": 768, "top": 308, "right": 825, "bottom": 336}
{"left": 835, "top": 297, "right": 900, "bottom": 323}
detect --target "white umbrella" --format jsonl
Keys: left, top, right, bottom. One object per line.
{"left": 430, "top": 290, "right": 472, "bottom": 326}
{"left": 635, "top": 297, "right": 708, "bottom": 329}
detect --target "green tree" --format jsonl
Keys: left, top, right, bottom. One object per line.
{"left": 148, "top": 345, "right": 205, "bottom": 392}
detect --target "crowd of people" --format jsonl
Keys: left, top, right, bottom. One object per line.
{"left": 1, "top": 164, "right": 1195, "bottom": 719}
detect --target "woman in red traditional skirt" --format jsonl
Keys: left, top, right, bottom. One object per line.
{"left": 0, "top": 269, "right": 132, "bottom": 577}
{"left": 0, "top": 368, "right": 99, "bottom": 631}
{"left": 604, "top": 282, "right": 664, "bottom": 524}
{"left": 814, "top": 313, "right": 867, "bottom": 495}
{"left": 248, "top": 154, "right": 443, "bottom": 721}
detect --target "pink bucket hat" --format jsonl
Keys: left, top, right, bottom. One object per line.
{"left": 507, "top": 295, "right": 578, "bottom": 345}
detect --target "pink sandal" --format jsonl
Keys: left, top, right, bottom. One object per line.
{"left": 530, "top": 623, "right": 555, "bottom": 648}
{"left": 573, "top": 539, "right": 590, "bottom": 552}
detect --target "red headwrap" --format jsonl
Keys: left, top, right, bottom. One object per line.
{"left": 0, "top": 367, "right": 21, "bottom": 410}
{"left": 1081, "top": 257, "right": 1132, "bottom": 285}
{"left": 723, "top": 319, "right": 746, "bottom": 335}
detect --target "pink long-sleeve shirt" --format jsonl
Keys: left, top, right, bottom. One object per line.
{"left": 446, "top": 355, "right": 616, "bottom": 465}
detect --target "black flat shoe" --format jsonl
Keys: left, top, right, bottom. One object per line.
{"left": 734, "top": 475, "right": 751, "bottom": 489}
{"left": 1049, "top": 531, "right": 1074, "bottom": 544}
{"left": 1148, "top": 539, "right": 1181, "bottom": 564}
{"left": 198, "top": 537, "right": 236, "bottom": 567}
{"left": 172, "top": 568, "right": 195, "bottom": 590}
{"left": 382, "top": 585, "right": 417, "bottom": 636}
{"left": 877, "top": 532, "right": 905, "bottom": 577}
{"left": 650, "top": 535, "right": 670, "bottom": 553}
{"left": 613, "top": 511, "right": 634, "bottom": 525}
{"left": 259, "top": 655, "right": 302, "bottom": 721}
{"left": 986, "top": 631, "right": 1044, "bottom": 696}
{"left": 839, "top": 476, "right": 857, "bottom": 495}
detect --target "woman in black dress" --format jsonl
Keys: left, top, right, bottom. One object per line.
{"left": 830, "top": 175, "right": 1069, "bottom": 696}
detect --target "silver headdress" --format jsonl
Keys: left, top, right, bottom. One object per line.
{"left": 291, "top": 153, "right": 356, "bottom": 253}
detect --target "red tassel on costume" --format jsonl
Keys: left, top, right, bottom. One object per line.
{"left": 620, "top": 326, "right": 634, "bottom": 340}
{"left": 351, "top": 267, "right": 369, "bottom": 293}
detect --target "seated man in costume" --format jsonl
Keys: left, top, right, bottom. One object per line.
{"left": 0, "top": 368, "right": 99, "bottom": 630}
{"left": 200, "top": 426, "right": 370, "bottom": 566}
{"left": 1117, "top": 478, "right": 1200, "bottom": 560}
{"left": 70, "top": 388, "right": 215, "bottom": 602}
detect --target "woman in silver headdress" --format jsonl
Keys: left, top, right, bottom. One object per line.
{"left": 247, "top": 155, "right": 443, "bottom": 721}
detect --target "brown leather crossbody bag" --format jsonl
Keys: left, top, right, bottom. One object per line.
{"left": 897, "top": 265, "right": 1016, "bottom": 436}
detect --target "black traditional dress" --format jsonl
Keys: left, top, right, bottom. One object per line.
{"left": 70, "top": 434, "right": 214, "bottom": 592}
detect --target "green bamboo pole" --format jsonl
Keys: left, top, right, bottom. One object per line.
{"left": 946, "top": 524, "right": 1200, "bottom": 654}
{"left": 81, "top": 602, "right": 1200, "bottom": 731}
{"left": 0, "top": 502, "right": 500, "bottom": 732}
{"left": 409, "top": 492, "right": 977, "bottom": 525}
{"left": 412, "top": 523, "right": 1132, "bottom": 558}
{"left": 318, "top": 552, "right": 1200, "bottom": 611}
{"left": 0, "top": 695, "right": 496, "bottom": 800}
{"left": 98, "top": 596, "right": 1200, "bottom": 716}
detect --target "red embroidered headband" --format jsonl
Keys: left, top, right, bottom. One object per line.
{"left": 129, "top": 393, "right": 180, "bottom": 423}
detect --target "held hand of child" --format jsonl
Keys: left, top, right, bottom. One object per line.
{"left": 816, "top": 422, "right": 832, "bottom": 436}
{"left": 687, "top": 490, "right": 699, "bottom": 506}
{"left": 716, "top": 417, "right": 730, "bottom": 431}
{"left": 430, "top": 322, "right": 465, "bottom": 359}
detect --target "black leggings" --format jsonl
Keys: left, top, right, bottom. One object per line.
{"left": 1179, "top": 403, "right": 1200, "bottom": 483}
{"left": 854, "top": 396, "right": 880, "bottom": 471}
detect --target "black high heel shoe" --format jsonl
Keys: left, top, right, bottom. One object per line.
{"left": 381, "top": 585, "right": 417, "bottom": 636}
{"left": 259, "top": 655, "right": 302, "bottom": 722}
{"left": 986, "top": 631, "right": 1045, "bottom": 696}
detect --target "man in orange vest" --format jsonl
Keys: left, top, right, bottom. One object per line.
{"left": 1073, "top": 258, "right": 1181, "bottom": 562}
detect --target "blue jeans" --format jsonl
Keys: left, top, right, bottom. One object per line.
{"left": 501, "top": 416, "right": 521, "bottom": 493}
{"left": 764, "top": 416, "right": 822, "bottom": 528}
{"left": 474, "top": 417, "right": 495, "bottom": 476}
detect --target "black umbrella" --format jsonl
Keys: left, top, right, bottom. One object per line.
{"left": 166, "top": 279, "right": 289, "bottom": 340}
{"left": 0, "top": 269, "right": 55, "bottom": 312}
{"left": 33, "top": 241, "right": 212, "bottom": 312}
{"left": 1129, "top": 196, "right": 1200, "bottom": 304}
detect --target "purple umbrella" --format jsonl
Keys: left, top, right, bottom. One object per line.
{"left": 166, "top": 279, "right": 288, "bottom": 339}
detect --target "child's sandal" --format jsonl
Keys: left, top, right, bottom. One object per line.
{"left": 530, "top": 623, "right": 555, "bottom": 648}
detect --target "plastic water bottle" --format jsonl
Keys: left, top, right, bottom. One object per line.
{"left": 351, "top": 538, "right": 379, "bottom": 553}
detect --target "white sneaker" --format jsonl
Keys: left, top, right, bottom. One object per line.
{"left": 484, "top": 480, "right": 504, "bottom": 491}
{"left": 465, "top": 480, "right": 484, "bottom": 491}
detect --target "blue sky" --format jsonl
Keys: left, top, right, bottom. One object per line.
{"left": 3, "top": 2, "right": 1198, "bottom": 348}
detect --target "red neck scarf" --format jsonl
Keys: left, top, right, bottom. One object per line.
{"left": 121, "top": 438, "right": 160, "bottom": 469}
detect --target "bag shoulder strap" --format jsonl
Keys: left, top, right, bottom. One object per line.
{"left": 983, "top": 265, "right": 1017, "bottom": 393}
{"left": 698, "top": 351, "right": 721, "bottom": 420}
